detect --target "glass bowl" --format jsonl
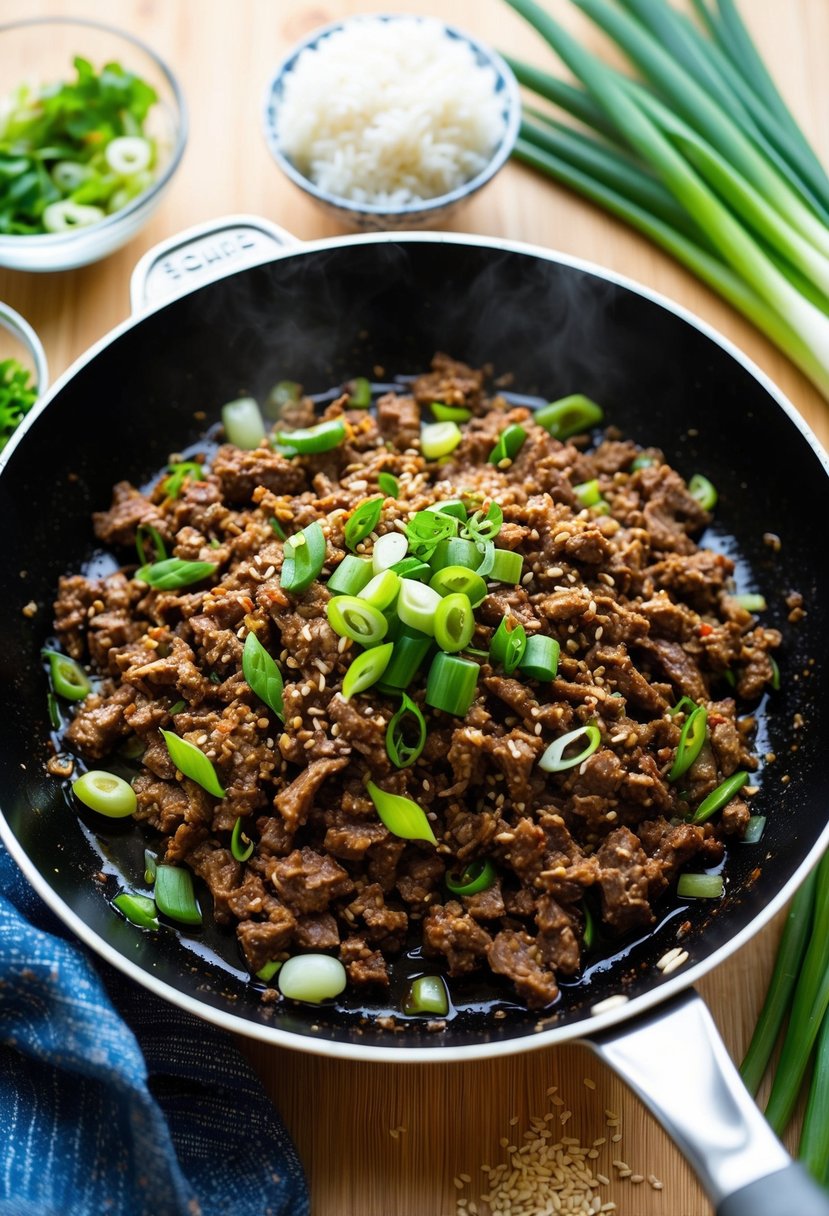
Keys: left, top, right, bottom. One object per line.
{"left": 261, "top": 13, "right": 521, "bottom": 232}
{"left": 0, "top": 301, "right": 48, "bottom": 455}
{"left": 0, "top": 16, "right": 187, "bottom": 272}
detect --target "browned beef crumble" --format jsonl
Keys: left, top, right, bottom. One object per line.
{"left": 53, "top": 354, "right": 779, "bottom": 1013}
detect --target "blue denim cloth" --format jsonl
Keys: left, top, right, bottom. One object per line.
{"left": 0, "top": 846, "right": 309, "bottom": 1216}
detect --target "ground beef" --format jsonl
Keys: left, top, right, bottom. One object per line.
{"left": 51, "top": 352, "right": 777, "bottom": 1019}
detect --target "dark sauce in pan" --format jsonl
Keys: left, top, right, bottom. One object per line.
{"left": 46, "top": 378, "right": 777, "bottom": 1034}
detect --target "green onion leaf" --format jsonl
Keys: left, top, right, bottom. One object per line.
{"left": 160, "top": 729, "right": 226, "bottom": 798}
{"left": 163, "top": 461, "right": 203, "bottom": 499}
{"left": 366, "top": 779, "right": 437, "bottom": 844}
{"left": 489, "top": 423, "right": 528, "bottom": 465}
{"left": 688, "top": 473, "right": 718, "bottom": 510}
{"left": 386, "top": 692, "right": 427, "bottom": 768}
{"left": 669, "top": 694, "right": 699, "bottom": 717}
{"left": 222, "top": 397, "right": 266, "bottom": 449}
{"left": 256, "top": 960, "right": 282, "bottom": 982}
{"left": 73, "top": 770, "right": 137, "bottom": 818}
{"left": 539, "top": 723, "right": 602, "bottom": 772}
{"left": 428, "top": 537, "right": 482, "bottom": 573}
{"left": 382, "top": 629, "right": 433, "bottom": 691}
{"left": 403, "top": 974, "right": 449, "bottom": 1016}
{"left": 378, "top": 472, "right": 400, "bottom": 498}
{"left": 488, "top": 548, "right": 525, "bottom": 585}
{"left": 280, "top": 521, "right": 326, "bottom": 593}
{"left": 742, "top": 815, "right": 767, "bottom": 844}
{"left": 582, "top": 900, "right": 596, "bottom": 951}
{"left": 135, "top": 524, "right": 167, "bottom": 566}
{"left": 668, "top": 704, "right": 708, "bottom": 781}
{"left": 42, "top": 649, "right": 91, "bottom": 701}
{"left": 348, "top": 376, "right": 372, "bottom": 407}
{"left": 489, "top": 616, "right": 527, "bottom": 675}
{"left": 134, "top": 558, "right": 217, "bottom": 590}
{"left": 430, "top": 401, "right": 472, "bottom": 423}
{"left": 242, "top": 631, "right": 284, "bottom": 719}
{"left": 112, "top": 892, "right": 159, "bottom": 930}
{"left": 389, "top": 556, "right": 432, "bottom": 582}
{"left": 425, "top": 652, "right": 479, "bottom": 717}
{"left": 327, "top": 595, "right": 388, "bottom": 646}
{"left": 421, "top": 421, "right": 462, "bottom": 459}
{"left": 269, "top": 517, "right": 288, "bottom": 540}
{"left": 154, "top": 864, "right": 203, "bottom": 926}
{"left": 343, "top": 642, "right": 394, "bottom": 701}
{"left": 273, "top": 418, "right": 347, "bottom": 455}
{"left": 426, "top": 500, "right": 469, "bottom": 522}
{"left": 461, "top": 502, "right": 504, "bottom": 543}
{"left": 690, "top": 770, "right": 749, "bottom": 824}
{"left": 445, "top": 858, "right": 497, "bottom": 896}
{"left": 533, "top": 394, "right": 604, "bottom": 438}
{"left": 326, "top": 554, "right": 374, "bottom": 596}
{"left": 144, "top": 849, "right": 158, "bottom": 884}
{"left": 518, "top": 634, "right": 560, "bottom": 681}
{"left": 429, "top": 565, "right": 488, "bottom": 607}
{"left": 573, "top": 478, "right": 602, "bottom": 507}
{"left": 231, "top": 816, "right": 255, "bottom": 862}
{"left": 47, "top": 692, "right": 61, "bottom": 730}
{"left": 677, "top": 872, "right": 725, "bottom": 899}
{"left": 344, "top": 496, "right": 384, "bottom": 552}
{"left": 406, "top": 510, "right": 459, "bottom": 560}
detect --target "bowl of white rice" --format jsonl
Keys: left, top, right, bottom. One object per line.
{"left": 262, "top": 13, "right": 521, "bottom": 231}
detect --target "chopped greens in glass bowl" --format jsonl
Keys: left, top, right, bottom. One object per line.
{"left": 0, "top": 301, "right": 46, "bottom": 452}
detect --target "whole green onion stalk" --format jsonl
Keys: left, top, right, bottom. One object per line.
{"left": 503, "top": 0, "right": 829, "bottom": 397}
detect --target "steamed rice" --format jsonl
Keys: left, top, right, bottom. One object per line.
{"left": 276, "top": 16, "right": 507, "bottom": 207}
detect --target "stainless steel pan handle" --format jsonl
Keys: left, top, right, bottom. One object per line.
{"left": 586, "top": 989, "right": 829, "bottom": 1215}
{"left": 129, "top": 214, "right": 300, "bottom": 314}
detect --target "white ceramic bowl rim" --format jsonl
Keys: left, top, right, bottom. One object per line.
{"left": 0, "top": 14, "right": 188, "bottom": 246}
{"left": 261, "top": 12, "right": 522, "bottom": 218}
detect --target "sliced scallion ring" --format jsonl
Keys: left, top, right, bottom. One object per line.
{"left": 434, "top": 593, "right": 475, "bottom": 654}
{"left": 426, "top": 500, "right": 468, "bottom": 522}
{"left": 372, "top": 531, "right": 408, "bottom": 573}
{"left": 348, "top": 376, "right": 372, "bottom": 407}
{"left": 280, "top": 521, "right": 326, "bottom": 593}
{"left": 345, "top": 496, "right": 384, "bottom": 552}
{"left": 231, "top": 817, "right": 255, "bottom": 862}
{"left": 488, "top": 548, "right": 524, "bottom": 584}
{"left": 488, "top": 423, "right": 527, "bottom": 465}
{"left": 389, "top": 557, "right": 432, "bottom": 582}
{"left": 105, "top": 135, "right": 153, "bottom": 175}
{"left": 518, "top": 634, "right": 560, "bottom": 681}
{"left": 342, "top": 643, "right": 394, "bottom": 701}
{"left": 279, "top": 954, "right": 347, "bottom": 1003}
{"left": 677, "top": 873, "right": 725, "bottom": 899}
{"left": 403, "top": 974, "right": 449, "bottom": 1016}
{"left": 73, "top": 770, "right": 137, "bottom": 818}
{"left": 732, "top": 593, "right": 768, "bottom": 613}
{"left": 533, "top": 394, "right": 603, "bottom": 439}
{"left": 428, "top": 537, "right": 481, "bottom": 573}
{"left": 386, "top": 692, "right": 427, "bottom": 768}
{"left": 366, "top": 779, "right": 437, "bottom": 844}
{"left": 406, "top": 510, "right": 459, "bottom": 559}
{"left": 154, "top": 865, "right": 203, "bottom": 926}
{"left": 743, "top": 815, "right": 767, "bottom": 844}
{"left": 421, "top": 421, "right": 462, "bottom": 460}
{"left": 42, "top": 199, "right": 105, "bottom": 233}
{"left": 431, "top": 401, "right": 472, "bottom": 423}
{"left": 273, "top": 418, "right": 347, "bottom": 455}
{"left": 326, "top": 554, "right": 374, "bottom": 596}
{"left": 445, "top": 858, "right": 497, "bottom": 896}
{"left": 461, "top": 502, "right": 503, "bottom": 543}
{"left": 489, "top": 616, "right": 527, "bottom": 675}
{"left": 222, "top": 397, "right": 266, "bottom": 449}
{"left": 397, "top": 579, "right": 442, "bottom": 635}
{"left": 688, "top": 473, "right": 718, "bottom": 510}
{"left": 326, "top": 595, "right": 388, "bottom": 646}
{"left": 359, "top": 570, "right": 401, "bottom": 611}
{"left": 429, "top": 565, "right": 487, "bottom": 607}
{"left": 42, "top": 649, "right": 92, "bottom": 701}
{"left": 382, "top": 630, "right": 433, "bottom": 691}
{"left": 539, "top": 723, "right": 602, "bottom": 773}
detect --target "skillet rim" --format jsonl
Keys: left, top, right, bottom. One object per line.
{"left": 2, "top": 227, "right": 828, "bottom": 1062}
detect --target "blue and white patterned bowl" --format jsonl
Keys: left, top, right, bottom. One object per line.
{"left": 261, "top": 14, "right": 521, "bottom": 232}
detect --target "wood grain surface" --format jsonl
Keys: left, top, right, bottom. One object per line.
{"left": 2, "top": 2, "right": 827, "bottom": 1213}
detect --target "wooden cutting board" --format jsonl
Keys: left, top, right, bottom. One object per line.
{"left": 2, "top": 2, "right": 827, "bottom": 1212}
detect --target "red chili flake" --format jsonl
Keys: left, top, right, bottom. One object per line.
{"left": 699, "top": 623, "right": 714, "bottom": 637}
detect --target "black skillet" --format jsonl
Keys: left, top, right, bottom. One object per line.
{"left": 2, "top": 218, "right": 828, "bottom": 1215}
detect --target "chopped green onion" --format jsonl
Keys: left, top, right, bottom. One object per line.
{"left": 144, "top": 850, "right": 158, "bottom": 884}
{"left": 383, "top": 629, "right": 433, "bottom": 690}
{"left": 154, "top": 864, "right": 203, "bottom": 926}
{"left": 489, "top": 616, "right": 527, "bottom": 675}
{"left": 691, "top": 770, "right": 750, "bottom": 824}
{"left": 403, "top": 974, "right": 449, "bottom": 1016}
{"left": 518, "top": 634, "right": 560, "bottom": 681}
{"left": 582, "top": 900, "right": 596, "bottom": 951}
{"left": 46, "top": 692, "right": 61, "bottom": 729}
{"left": 163, "top": 461, "right": 203, "bottom": 499}
{"left": 279, "top": 954, "right": 347, "bottom": 1003}
{"left": 742, "top": 815, "right": 767, "bottom": 844}
{"left": 533, "top": 394, "right": 604, "bottom": 438}
{"left": 425, "top": 652, "right": 478, "bottom": 717}
{"left": 43, "top": 200, "right": 104, "bottom": 232}
{"left": 539, "top": 723, "right": 602, "bottom": 772}
{"left": 461, "top": 502, "right": 504, "bottom": 543}
{"left": 326, "top": 595, "right": 388, "bottom": 646}
{"left": 160, "top": 729, "right": 226, "bottom": 798}
{"left": 406, "top": 510, "right": 459, "bottom": 560}
{"left": 42, "top": 649, "right": 91, "bottom": 701}
{"left": 688, "top": 473, "right": 718, "bottom": 510}
{"left": 389, "top": 557, "right": 432, "bottom": 582}
{"left": 265, "top": 380, "right": 301, "bottom": 419}
{"left": 378, "top": 472, "right": 400, "bottom": 498}
{"left": 386, "top": 692, "right": 427, "bottom": 768}
{"left": 668, "top": 694, "right": 699, "bottom": 717}
{"left": 273, "top": 418, "right": 347, "bottom": 455}
{"left": 222, "top": 397, "right": 266, "bottom": 449}
{"left": 326, "top": 554, "right": 374, "bottom": 596}
{"left": 445, "top": 858, "right": 497, "bottom": 896}
{"left": 73, "top": 770, "right": 137, "bottom": 818}
{"left": 421, "top": 421, "right": 462, "bottom": 459}
{"left": 112, "top": 892, "right": 159, "bottom": 931}
{"left": 168, "top": 699, "right": 186, "bottom": 717}
{"left": 489, "top": 423, "right": 527, "bottom": 465}
{"left": 630, "top": 454, "right": 654, "bottom": 470}
{"left": 134, "top": 558, "right": 216, "bottom": 590}
{"left": 429, "top": 565, "right": 488, "bottom": 607}
{"left": 488, "top": 548, "right": 525, "bottom": 585}
{"left": 269, "top": 517, "right": 287, "bottom": 541}
{"left": 426, "top": 500, "right": 469, "bottom": 522}
{"left": 732, "top": 593, "right": 767, "bottom": 613}
{"left": 397, "top": 580, "right": 442, "bottom": 635}
{"left": 668, "top": 704, "right": 708, "bottom": 781}
{"left": 677, "top": 873, "right": 725, "bottom": 899}
{"left": 231, "top": 817, "right": 255, "bottom": 862}
{"left": 256, "top": 960, "right": 282, "bottom": 983}
{"left": 434, "top": 593, "right": 476, "bottom": 654}
{"left": 475, "top": 541, "right": 496, "bottom": 578}
{"left": 348, "top": 376, "right": 372, "bottom": 407}
{"left": 359, "top": 570, "right": 401, "bottom": 611}
{"left": 280, "top": 521, "right": 326, "bottom": 593}
{"left": 429, "top": 537, "right": 482, "bottom": 573}
{"left": 343, "top": 643, "right": 394, "bottom": 701}
{"left": 431, "top": 401, "right": 472, "bottom": 423}
{"left": 242, "top": 631, "right": 284, "bottom": 720}
{"left": 344, "top": 496, "right": 384, "bottom": 551}
{"left": 573, "top": 478, "right": 602, "bottom": 506}
{"left": 366, "top": 779, "right": 437, "bottom": 844}
{"left": 372, "top": 531, "right": 408, "bottom": 572}
{"left": 135, "top": 524, "right": 167, "bottom": 566}
{"left": 105, "top": 135, "right": 152, "bottom": 175}
{"left": 769, "top": 656, "right": 781, "bottom": 691}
